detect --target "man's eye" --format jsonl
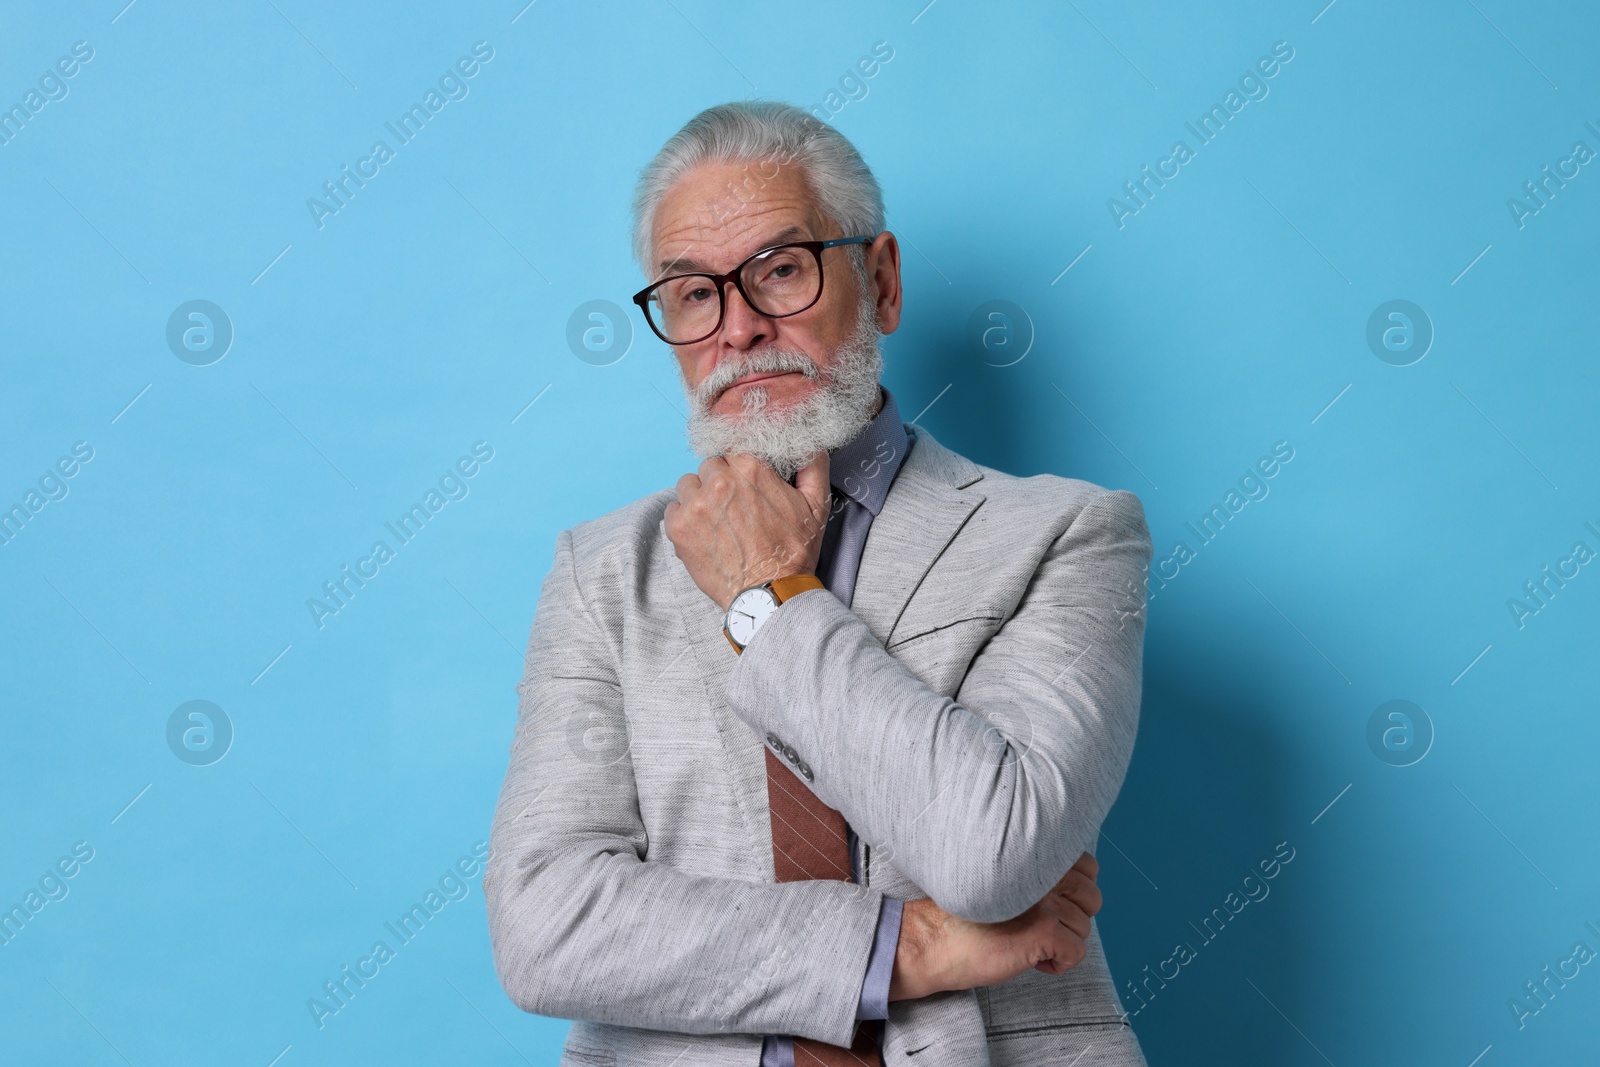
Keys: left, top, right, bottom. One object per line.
{"left": 770, "top": 264, "right": 796, "bottom": 279}
{"left": 684, "top": 287, "right": 713, "bottom": 303}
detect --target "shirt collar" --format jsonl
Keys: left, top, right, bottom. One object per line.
{"left": 828, "top": 386, "right": 911, "bottom": 518}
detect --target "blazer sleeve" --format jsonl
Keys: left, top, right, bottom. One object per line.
{"left": 724, "top": 487, "right": 1153, "bottom": 925}
{"left": 483, "top": 529, "right": 887, "bottom": 1047}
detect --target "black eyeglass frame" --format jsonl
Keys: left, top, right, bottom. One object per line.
{"left": 632, "top": 236, "right": 875, "bottom": 345}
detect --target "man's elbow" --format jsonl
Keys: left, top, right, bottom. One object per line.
{"left": 490, "top": 950, "right": 546, "bottom": 1016}
{"left": 937, "top": 882, "right": 1036, "bottom": 925}
{"left": 486, "top": 895, "right": 569, "bottom": 1017}
{"left": 928, "top": 850, "right": 1062, "bottom": 925}
{"left": 484, "top": 862, "right": 568, "bottom": 1017}
{"left": 925, "top": 805, "right": 1099, "bottom": 924}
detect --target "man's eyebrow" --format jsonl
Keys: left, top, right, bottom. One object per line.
{"left": 657, "top": 225, "right": 811, "bottom": 275}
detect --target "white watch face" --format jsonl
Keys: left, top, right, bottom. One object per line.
{"left": 726, "top": 586, "right": 780, "bottom": 647}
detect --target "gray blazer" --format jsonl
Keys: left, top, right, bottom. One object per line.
{"left": 485, "top": 422, "right": 1153, "bottom": 1067}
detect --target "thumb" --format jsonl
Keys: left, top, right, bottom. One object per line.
{"left": 794, "top": 450, "right": 832, "bottom": 517}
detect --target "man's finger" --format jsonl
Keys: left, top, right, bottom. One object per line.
{"left": 1034, "top": 933, "right": 1087, "bottom": 975}
{"left": 724, "top": 451, "right": 779, "bottom": 483}
{"left": 793, "top": 451, "right": 831, "bottom": 515}
{"left": 1054, "top": 900, "right": 1091, "bottom": 941}
{"left": 698, "top": 455, "right": 731, "bottom": 483}
{"left": 1072, "top": 851, "right": 1099, "bottom": 881}
{"left": 1059, "top": 874, "right": 1102, "bottom": 919}
{"left": 1052, "top": 868, "right": 1100, "bottom": 906}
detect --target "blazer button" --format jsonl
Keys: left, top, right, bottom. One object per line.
{"left": 782, "top": 743, "right": 799, "bottom": 764}
{"left": 795, "top": 760, "right": 814, "bottom": 782}
{"left": 765, "top": 732, "right": 780, "bottom": 748}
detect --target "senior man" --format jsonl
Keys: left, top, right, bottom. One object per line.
{"left": 485, "top": 100, "right": 1153, "bottom": 1067}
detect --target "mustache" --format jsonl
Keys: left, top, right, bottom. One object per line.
{"left": 691, "top": 348, "right": 822, "bottom": 410}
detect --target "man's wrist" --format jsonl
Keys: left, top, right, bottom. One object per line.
{"left": 723, "top": 573, "right": 823, "bottom": 654}
{"left": 889, "top": 897, "right": 949, "bottom": 1001}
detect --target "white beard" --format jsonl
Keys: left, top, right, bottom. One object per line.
{"left": 683, "top": 286, "right": 883, "bottom": 482}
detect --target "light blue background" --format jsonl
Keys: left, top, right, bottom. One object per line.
{"left": 3, "top": 1, "right": 1597, "bottom": 1064}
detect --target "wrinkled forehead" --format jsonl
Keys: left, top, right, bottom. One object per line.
{"left": 650, "top": 160, "right": 830, "bottom": 277}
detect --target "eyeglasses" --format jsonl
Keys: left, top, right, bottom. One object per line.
{"left": 632, "top": 236, "right": 874, "bottom": 345}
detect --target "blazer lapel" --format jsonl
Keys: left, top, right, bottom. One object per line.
{"left": 850, "top": 423, "right": 986, "bottom": 647}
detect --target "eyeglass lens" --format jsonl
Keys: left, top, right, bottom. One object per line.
{"left": 648, "top": 245, "right": 821, "bottom": 343}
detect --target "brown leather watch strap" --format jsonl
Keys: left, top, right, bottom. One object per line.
{"left": 769, "top": 572, "right": 824, "bottom": 603}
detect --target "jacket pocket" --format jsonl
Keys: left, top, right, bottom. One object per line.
{"left": 976, "top": 935, "right": 1127, "bottom": 1035}
{"left": 886, "top": 609, "right": 1005, "bottom": 650}
{"left": 984, "top": 1015, "right": 1131, "bottom": 1040}
{"left": 885, "top": 612, "right": 1006, "bottom": 696}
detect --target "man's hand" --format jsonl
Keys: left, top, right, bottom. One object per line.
{"left": 889, "top": 852, "right": 1102, "bottom": 1002}
{"left": 664, "top": 451, "right": 832, "bottom": 612}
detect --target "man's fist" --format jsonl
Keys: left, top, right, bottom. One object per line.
{"left": 890, "top": 852, "right": 1103, "bottom": 1001}
{"left": 664, "top": 451, "right": 832, "bottom": 611}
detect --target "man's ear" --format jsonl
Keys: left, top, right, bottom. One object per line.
{"left": 868, "top": 231, "right": 903, "bottom": 335}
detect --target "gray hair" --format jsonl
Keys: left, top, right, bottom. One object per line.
{"left": 630, "top": 100, "right": 885, "bottom": 281}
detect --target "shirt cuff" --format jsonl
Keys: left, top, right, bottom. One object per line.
{"left": 759, "top": 1034, "right": 794, "bottom": 1067}
{"left": 857, "top": 896, "right": 903, "bottom": 1021}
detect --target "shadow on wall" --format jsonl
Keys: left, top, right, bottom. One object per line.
{"left": 888, "top": 294, "right": 1313, "bottom": 1062}
{"left": 1101, "top": 667, "right": 1304, "bottom": 1065}
{"left": 889, "top": 302, "right": 1030, "bottom": 475}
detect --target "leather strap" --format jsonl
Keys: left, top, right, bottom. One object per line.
{"left": 770, "top": 572, "right": 825, "bottom": 603}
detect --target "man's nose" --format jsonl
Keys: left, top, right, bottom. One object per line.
{"left": 718, "top": 279, "right": 773, "bottom": 349}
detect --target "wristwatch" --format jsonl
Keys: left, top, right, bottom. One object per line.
{"left": 723, "top": 573, "right": 825, "bottom": 654}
